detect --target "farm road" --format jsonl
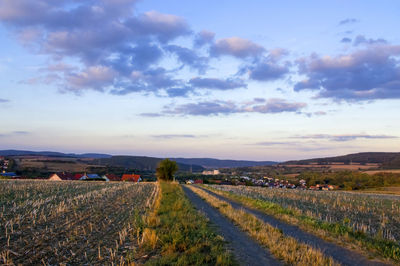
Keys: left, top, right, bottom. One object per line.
{"left": 198, "top": 186, "right": 390, "bottom": 266}
{"left": 182, "top": 186, "right": 282, "bottom": 266}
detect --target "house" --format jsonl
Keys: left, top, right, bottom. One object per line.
{"left": 122, "top": 174, "right": 141, "bottom": 182}
{"left": 202, "top": 170, "right": 220, "bottom": 175}
{"left": 102, "top": 174, "right": 120, "bottom": 181}
{"left": 80, "top": 174, "right": 107, "bottom": 181}
{"left": 194, "top": 179, "right": 203, "bottom": 184}
{"left": 48, "top": 172, "right": 76, "bottom": 181}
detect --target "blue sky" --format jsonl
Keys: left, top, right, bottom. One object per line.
{"left": 0, "top": 0, "right": 399, "bottom": 161}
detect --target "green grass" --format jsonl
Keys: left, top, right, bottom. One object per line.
{"left": 140, "top": 182, "right": 235, "bottom": 265}
{"left": 204, "top": 185, "right": 400, "bottom": 263}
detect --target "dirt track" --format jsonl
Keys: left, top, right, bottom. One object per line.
{"left": 198, "top": 186, "right": 390, "bottom": 266}
{"left": 182, "top": 186, "right": 282, "bottom": 266}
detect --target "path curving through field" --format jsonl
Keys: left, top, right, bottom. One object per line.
{"left": 182, "top": 186, "right": 282, "bottom": 266}
{"left": 198, "top": 186, "right": 391, "bottom": 266}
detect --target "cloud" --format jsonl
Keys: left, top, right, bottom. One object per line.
{"left": 0, "top": 131, "right": 31, "bottom": 137}
{"left": 254, "top": 141, "right": 294, "bottom": 146}
{"left": 353, "top": 35, "right": 387, "bottom": 46}
{"left": 295, "top": 45, "right": 400, "bottom": 101}
{"left": 165, "top": 98, "right": 306, "bottom": 116}
{"left": 111, "top": 67, "right": 180, "bottom": 95}
{"left": 66, "top": 66, "right": 117, "bottom": 91}
{"left": 341, "top": 37, "right": 352, "bottom": 43}
{"left": 292, "top": 134, "right": 398, "bottom": 142}
{"left": 238, "top": 49, "right": 290, "bottom": 81}
{"left": 152, "top": 134, "right": 196, "bottom": 139}
{"left": 189, "top": 77, "right": 246, "bottom": 90}
{"left": 194, "top": 30, "right": 215, "bottom": 47}
{"left": 339, "top": 18, "right": 359, "bottom": 25}
{"left": 0, "top": 0, "right": 196, "bottom": 94}
{"left": 210, "top": 37, "right": 265, "bottom": 58}
{"left": 165, "top": 45, "right": 208, "bottom": 73}
{"left": 139, "top": 112, "right": 163, "bottom": 117}
{"left": 248, "top": 61, "right": 289, "bottom": 81}
{"left": 0, "top": 98, "right": 9, "bottom": 103}
{"left": 127, "top": 11, "right": 191, "bottom": 43}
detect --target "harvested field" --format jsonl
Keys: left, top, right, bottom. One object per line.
{"left": 209, "top": 185, "right": 400, "bottom": 242}
{"left": 0, "top": 180, "right": 159, "bottom": 265}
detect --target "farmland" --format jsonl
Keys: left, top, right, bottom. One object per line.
{"left": 0, "top": 180, "right": 159, "bottom": 265}
{"left": 207, "top": 185, "right": 400, "bottom": 262}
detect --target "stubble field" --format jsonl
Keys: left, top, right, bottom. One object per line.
{"left": 0, "top": 180, "right": 159, "bottom": 265}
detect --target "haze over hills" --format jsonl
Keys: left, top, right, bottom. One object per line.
{"left": 172, "top": 158, "right": 277, "bottom": 168}
{"left": 0, "top": 150, "right": 278, "bottom": 169}
{"left": 284, "top": 152, "right": 400, "bottom": 169}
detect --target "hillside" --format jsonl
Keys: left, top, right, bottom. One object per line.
{"left": 0, "top": 149, "right": 112, "bottom": 158}
{"left": 172, "top": 158, "right": 277, "bottom": 168}
{"left": 284, "top": 152, "right": 400, "bottom": 169}
{"left": 93, "top": 156, "right": 204, "bottom": 172}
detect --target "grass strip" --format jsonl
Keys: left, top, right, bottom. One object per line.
{"left": 188, "top": 185, "right": 339, "bottom": 266}
{"left": 135, "top": 181, "right": 235, "bottom": 265}
{"left": 204, "top": 185, "right": 400, "bottom": 263}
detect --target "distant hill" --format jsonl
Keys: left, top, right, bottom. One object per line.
{"left": 284, "top": 152, "right": 400, "bottom": 169}
{"left": 172, "top": 158, "right": 277, "bottom": 168}
{"left": 0, "top": 150, "right": 112, "bottom": 158}
{"left": 93, "top": 156, "right": 204, "bottom": 172}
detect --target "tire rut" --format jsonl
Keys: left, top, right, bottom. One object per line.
{"left": 199, "top": 186, "right": 391, "bottom": 266}
{"left": 182, "top": 185, "right": 282, "bottom": 266}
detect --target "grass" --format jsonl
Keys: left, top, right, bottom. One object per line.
{"left": 188, "top": 185, "right": 339, "bottom": 266}
{"left": 137, "top": 181, "right": 235, "bottom": 265}
{"left": 204, "top": 185, "right": 400, "bottom": 264}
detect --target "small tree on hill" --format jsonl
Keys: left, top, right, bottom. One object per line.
{"left": 156, "top": 159, "right": 178, "bottom": 181}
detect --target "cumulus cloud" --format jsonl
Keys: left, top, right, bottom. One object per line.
{"left": 66, "top": 66, "right": 117, "bottom": 91}
{"left": 210, "top": 37, "right": 265, "bottom": 58}
{"left": 0, "top": 0, "right": 198, "bottom": 95}
{"left": 295, "top": 45, "right": 400, "bottom": 100}
{"left": 194, "top": 30, "right": 215, "bottom": 47}
{"left": 165, "top": 45, "right": 208, "bottom": 73}
{"left": 292, "top": 134, "right": 398, "bottom": 142}
{"left": 165, "top": 98, "right": 306, "bottom": 116}
{"left": 238, "top": 49, "right": 290, "bottom": 81}
{"left": 189, "top": 77, "right": 246, "bottom": 90}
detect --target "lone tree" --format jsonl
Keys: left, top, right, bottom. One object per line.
{"left": 156, "top": 158, "right": 178, "bottom": 181}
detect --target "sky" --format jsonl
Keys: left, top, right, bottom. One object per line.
{"left": 0, "top": 0, "right": 399, "bottom": 161}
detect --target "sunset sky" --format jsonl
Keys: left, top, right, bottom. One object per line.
{"left": 1, "top": 0, "right": 399, "bottom": 161}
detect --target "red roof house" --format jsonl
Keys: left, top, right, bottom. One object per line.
{"left": 103, "top": 174, "right": 121, "bottom": 181}
{"left": 49, "top": 172, "right": 76, "bottom": 181}
{"left": 122, "top": 174, "right": 141, "bottom": 182}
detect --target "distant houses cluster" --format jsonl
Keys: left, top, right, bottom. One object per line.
{"left": 48, "top": 173, "right": 142, "bottom": 182}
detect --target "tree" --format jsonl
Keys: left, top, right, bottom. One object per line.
{"left": 156, "top": 159, "right": 178, "bottom": 181}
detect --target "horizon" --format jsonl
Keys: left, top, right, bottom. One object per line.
{"left": 1, "top": 1, "right": 400, "bottom": 161}
{"left": 1, "top": 148, "right": 398, "bottom": 163}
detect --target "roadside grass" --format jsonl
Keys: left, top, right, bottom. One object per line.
{"left": 187, "top": 185, "right": 338, "bottom": 266}
{"left": 135, "top": 181, "right": 235, "bottom": 265}
{"left": 204, "top": 185, "right": 400, "bottom": 264}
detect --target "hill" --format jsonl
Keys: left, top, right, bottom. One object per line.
{"left": 92, "top": 156, "right": 204, "bottom": 172}
{"left": 284, "top": 152, "right": 400, "bottom": 169}
{"left": 172, "top": 158, "right": 277, "bottom": 168}
{"left": 0, "top": 149, "right": 112, "bottom": 158}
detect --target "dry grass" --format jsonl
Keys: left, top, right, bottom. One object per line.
{"left": 187, "top": 185, "right": 339, "bottom": 266}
